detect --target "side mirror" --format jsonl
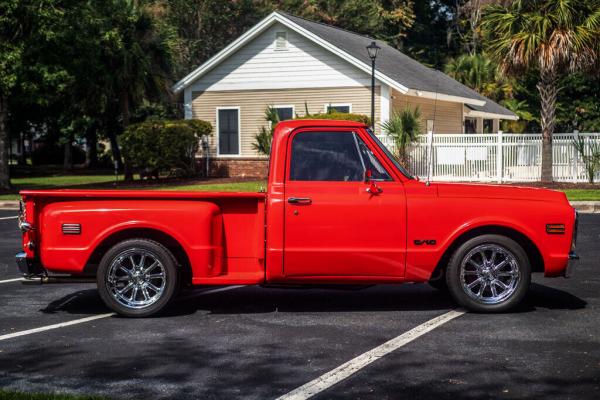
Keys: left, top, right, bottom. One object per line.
{"left": 364, "top": 169, "right": 383, "bottom": 194}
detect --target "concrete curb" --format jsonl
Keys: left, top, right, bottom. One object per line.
{"left": 1, "top": 200, "right": 599, "bottom": 212}
{"left": 0, "top": 201, "right": 19, "bottom": 210}
{"left": 570, "top": 201, "right": 600, "bottom": 214}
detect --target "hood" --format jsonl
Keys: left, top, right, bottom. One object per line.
{"left": 435, "top": 182, "right": 568, "bottom": 204}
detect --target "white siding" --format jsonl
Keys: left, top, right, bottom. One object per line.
{"left": 189, "top": 22, "right": 371, "bottom": 92}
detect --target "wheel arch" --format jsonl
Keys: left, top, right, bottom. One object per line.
{"left": 84, "top": 227, "right": 192, "bottom": 286}
{"left": 432, "top": 225, "right": 544, "bottom": 279}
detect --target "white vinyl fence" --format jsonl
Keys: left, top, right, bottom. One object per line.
{"left": 377, "top": 132, "right": 600, "bottom": 183}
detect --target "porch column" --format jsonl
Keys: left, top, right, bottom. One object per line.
{"left": 379, "top": 84, "right": 390, "bottom": 135}
{"left": 493, "top": 118, "right": 500, "bottom": 133}
{"left": 476, "top": 117, "right": 484, "bottom": 133}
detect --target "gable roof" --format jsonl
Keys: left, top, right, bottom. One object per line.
{"left": 173, "top": 11, "right": 516, "bottom": 119}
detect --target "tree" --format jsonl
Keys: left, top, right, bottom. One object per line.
{"left": 444, "top": 53, "right": 514, "bottom": 101}
{"left": 97, "top": 0, "right": 177, "bottom": 179}
{"left": 481, "top": 0, "right": 600, "bottom": 182}
{"left": 0, "top": 1, "right": 68, "bottom": 187}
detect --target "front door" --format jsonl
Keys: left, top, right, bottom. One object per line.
{"left": 283, "top": 129, "right": 407, "bottom": 278}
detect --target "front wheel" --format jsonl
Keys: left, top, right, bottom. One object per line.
{"left": 97, "top": 239, "right": 178, "bottom": 317}
{"left": 446, "top": 234, "right": 531, "bottom": 313}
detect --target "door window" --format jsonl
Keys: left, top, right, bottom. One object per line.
{"left": 289, "top": 131, "right": 390, "bottom": 181}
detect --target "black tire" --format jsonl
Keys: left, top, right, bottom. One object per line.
{"left": 445, "top": 234, "right": 531, "bottom": 313}
{"left": 97, "top": 238, "right": 178, "bottom": 317}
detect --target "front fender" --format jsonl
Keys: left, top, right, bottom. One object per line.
{"left": 405, "top": 197, "right": 574, "bottom": 280}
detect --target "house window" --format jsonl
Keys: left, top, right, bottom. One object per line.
{"left": 275, "top": 32, "right": 288, "bottom": 50}
{"left": 217, "top": 108, "right": 240, "bottom": 155}
{"left": 324, "top": 103, "right": 352, "bottom": 113}
{"left": 273, "top": 105, "right": 294, "bottom": 121}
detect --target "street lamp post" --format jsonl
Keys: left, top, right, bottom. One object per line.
{"left": 366, "top": 41, "right": 380, "bottom": 132}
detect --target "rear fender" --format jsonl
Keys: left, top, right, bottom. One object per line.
{"left": 40, "top": 200, "right": 223, "bottom": 278}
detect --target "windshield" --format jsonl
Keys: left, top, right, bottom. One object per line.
{"left": 365, "top": 128, "right": 415, "bottom": 180}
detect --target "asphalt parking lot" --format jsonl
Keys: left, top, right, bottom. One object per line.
{"left": 0, "top": 209, "right": 599, "bottom": 399}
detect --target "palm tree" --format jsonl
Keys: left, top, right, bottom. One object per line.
{"left": 382, "top": 107, "right": 422, "bottom": 168}
{"left": 481, "top": 0, "right": 600, "bottom": 182}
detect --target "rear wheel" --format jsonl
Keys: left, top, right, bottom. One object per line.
{"left": 97, "top": 239, "right": 178, "bottom": 317}
{"left": 446, "top": 234, "right": 530, "bottom": 313}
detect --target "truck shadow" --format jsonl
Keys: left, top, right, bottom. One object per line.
{"left": 39, "top": 282, "right": 586, "bottom": 317}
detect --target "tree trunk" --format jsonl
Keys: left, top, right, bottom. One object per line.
{"left": 0, "top": 95, "right": 10, "bottom": 189}
{"left": 18, "top": 131, "right": 26, "bottom": 165}
{"left": 63, "top": 140, "right": 73, "bottom": 170}
{"left": 537, "top": 68, "right": 558, "bottom": 183}
{"left": 84, "top": 126, "right": 98, "bottom": 168}
{"left": 120, "top": 90, "right": 134, "bottom": 181}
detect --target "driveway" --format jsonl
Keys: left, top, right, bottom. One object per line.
{"left": 0, "top": 210, "right": 598, "bottom": 399}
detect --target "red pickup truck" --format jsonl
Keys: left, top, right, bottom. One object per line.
{"left": 16, "top": 119, "right": 578, "bottom": 316}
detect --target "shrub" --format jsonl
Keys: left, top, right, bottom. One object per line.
{"left": 120, "top": 119, "right": 212, "bottom": 177}
{"left": 382, "top": 107, "right": 422, "bottom": 168}
{"left": 252, "top": 107, "right": 280, "bottom": 156}
{"left": 297, "top": 112, "right": 371, "bottom": 126}
{"left": 573, "top": 136, "right": 600, "bottom": 183}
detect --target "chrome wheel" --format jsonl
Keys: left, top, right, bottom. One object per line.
{"left": 107, "top": 248, "right": 167, "bottom": 309}
{"left": 460, "top": 244, "right": 520, "bottom": 305}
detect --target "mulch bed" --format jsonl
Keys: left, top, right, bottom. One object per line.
{"left": 499, "top": 182, "right": 599, "bottom": 189}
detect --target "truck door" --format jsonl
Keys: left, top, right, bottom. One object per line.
{"left": 283, "top": 129, "right": 407, "bottom": 278}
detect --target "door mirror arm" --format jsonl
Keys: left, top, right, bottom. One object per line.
{"left": 364, "top": 169, "right": 383, "bottom": 194}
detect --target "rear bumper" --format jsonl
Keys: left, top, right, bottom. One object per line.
{"left": 564, "top": 251, "right": 579, "bottom": 278}
{"left": 16, "top": 251, "right": 45, "bottom": 276}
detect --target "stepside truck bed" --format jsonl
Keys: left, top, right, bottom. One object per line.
{"left": 19, "top": 190, "right": 266, "bottom": 285}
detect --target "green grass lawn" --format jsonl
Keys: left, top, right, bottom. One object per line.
{"left": 0, "top": 176, "right": 265, "bottom": 200}
{"left": 0, "top": 175, "right": 598, "bottom": 202}
{"left": 561, "top": 189, "right": 600, "bottom": 201}
{"left": 154, "top": 181, "right": 265, "bottom": 192}
{"left": 0, "top": 390, "right": 104, "bottom": 400}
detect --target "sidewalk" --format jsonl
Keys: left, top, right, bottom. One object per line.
{"left": 1, "top": 200, "right": 599, "bottom": 212}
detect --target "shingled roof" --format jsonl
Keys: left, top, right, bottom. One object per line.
{"left": 174, "top": 11, "right": 516, "bottom": 119}
{"left": 278, "top": 11, "right": 515, "bottom": 118}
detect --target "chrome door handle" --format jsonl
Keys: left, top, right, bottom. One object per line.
{"left": 288, "top": 197, "right": 312, "bottom": 204}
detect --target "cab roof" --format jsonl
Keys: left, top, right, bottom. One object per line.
{"left": 275, "top": 119, "right": 368, "bottom": 130}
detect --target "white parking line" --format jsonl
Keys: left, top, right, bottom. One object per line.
{"left": 277, "top": 309, "right": 465, "bottom": 400}
{"left": 0, "top": 216, "right": 18, "bottom": 220}
{"left": 0, "top": 277, "right": 24, "bottom": 284}
{"left": 0, "top": 313, "right": 116, "bottom": 341}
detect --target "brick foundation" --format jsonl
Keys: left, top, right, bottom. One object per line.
{"left": 196, "top": 157, "right": 269, "bottom": 179}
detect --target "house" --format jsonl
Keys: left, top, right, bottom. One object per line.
{"left": 173, "top": 11, "right": 517, "bottom": 178}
